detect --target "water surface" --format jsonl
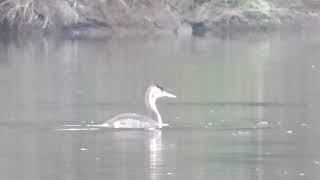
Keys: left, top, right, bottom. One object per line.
{"left": 0, "top": 32, "right": 320, "bottom": 179}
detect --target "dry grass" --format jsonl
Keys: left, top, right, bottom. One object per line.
{"left": 0, "top": 0, "right": 276, "bottom": 30}
{"left": 0, "top": 0, "right": 184, "bottom": 30}
{"left": 0, "top": 0, "right": 81, "bottom": 29}
{"left": 0, "top": 0, "right": 38, "bottom": 27}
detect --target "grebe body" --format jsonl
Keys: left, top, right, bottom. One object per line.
{"left": 102, "top": 85, "right": 176, "bottom": 129}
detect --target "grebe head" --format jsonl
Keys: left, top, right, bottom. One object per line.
{"left": 149, "top": 85, "right": 176, "bottom": 100}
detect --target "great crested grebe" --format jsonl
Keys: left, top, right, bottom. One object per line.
{"left": 102, "top": 84, "right": 176, "bottom": 129}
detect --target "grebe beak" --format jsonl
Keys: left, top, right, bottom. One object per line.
{"left": 162, "top": 91, "right": 177, "bottom": 98}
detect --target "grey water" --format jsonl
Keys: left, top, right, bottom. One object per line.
{"left": 0, "top": 31, "right": 320, "bottom": 180}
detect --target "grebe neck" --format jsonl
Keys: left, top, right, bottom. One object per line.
{"left": 145, "top": 88, "right": 163, "bottom": 128}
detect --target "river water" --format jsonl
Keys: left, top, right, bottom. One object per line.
{"left": 0, "top": 31, "right": 320, "bottom": 180}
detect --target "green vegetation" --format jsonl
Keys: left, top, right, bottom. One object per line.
{"left": 197, "top": 0, "right": 280, "bottom": 28}
{"left": 225, "top": 0, "right": 252, "bottom": 7}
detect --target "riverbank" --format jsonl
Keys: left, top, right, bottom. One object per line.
{"left": 1, "top": 0, "right": 320, "bottom": 38}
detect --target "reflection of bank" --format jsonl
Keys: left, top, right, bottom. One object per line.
{"left": 110, "top": 130, "right": 163, "bottom": 180}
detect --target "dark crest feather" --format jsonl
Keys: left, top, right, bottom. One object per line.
{"left": 156, "top": 84, "right": 164, "bottom": 91}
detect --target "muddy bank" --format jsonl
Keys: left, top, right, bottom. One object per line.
{"left": 1, "top": 0, "right": 320, "bottom": 38}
